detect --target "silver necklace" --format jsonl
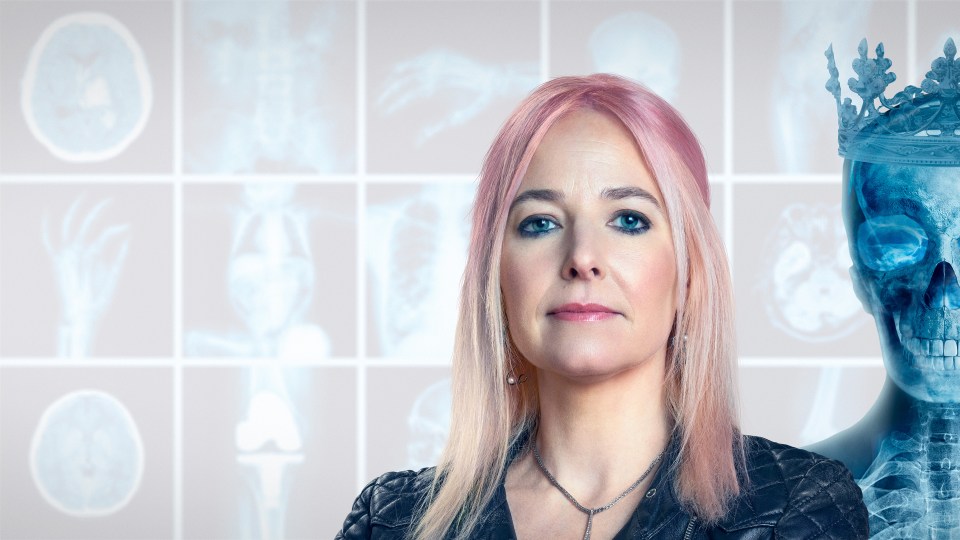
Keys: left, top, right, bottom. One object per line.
{"left": 532, "top": 443, "right": 664, "bottom": 540}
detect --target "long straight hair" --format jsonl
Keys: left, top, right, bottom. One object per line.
{"left": 413, "top": 74, "right": 743, "bottom": 539}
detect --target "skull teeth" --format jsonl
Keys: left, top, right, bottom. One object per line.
{"left": 904, "top": 338, "right": 960, "bottom": 370}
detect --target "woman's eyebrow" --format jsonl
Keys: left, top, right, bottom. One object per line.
{"left": 601, "top": 186, "right": 662, "bottom": 210}
{"left": 509, "top": 189, "right": 561, "bottom": 212}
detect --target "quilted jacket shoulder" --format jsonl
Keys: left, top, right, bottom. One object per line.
{"left": 336, "top": 468, "right": 435, "bottom": 539}
{"left": 711, "top": 436, "right": 868, "bottom": 539}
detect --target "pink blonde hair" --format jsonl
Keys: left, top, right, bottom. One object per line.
{"left": 414, "top": 74, "right": 743, "bottom": 539}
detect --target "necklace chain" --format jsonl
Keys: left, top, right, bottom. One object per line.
{"left": 532, "top": 443, "right": 664, "bottom": 540}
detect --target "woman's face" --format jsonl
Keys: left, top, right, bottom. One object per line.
{"left": 500, "top": 108, "right": 677, "bottom": 381}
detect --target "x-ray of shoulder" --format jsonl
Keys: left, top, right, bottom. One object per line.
{"left": 21, "top": 12, "right": 152, "bottom": 163}
{"left": 769, "top": 1, "right": 870, "bottom": 172}
{"left": 184, "top": 1, "right": 348, "bottom": 173}
{"left": 235, "top": 366, "right": 308, "bottom": 539}
{"left": 406, "top": 378, "right": 451, "bottom": 470}
{"left": 378, "top": 49, "right": 537, "bottom": 145}
{"left": 30, "top": 390, "right": 144, "bottom": 517}
{"left": 44, "top": 196, "right": 131, "bottom": 358}
{"left": 587, "top": 11, "right": 680, "bottom": 102}
{"left": 366, "top": 184, "right": 474, "bottom": 359}
{"left": 757, "top": 202, "right": 864, "bottom": 342}
{"left": 186, "top": 184, "right": 334, "bottom": 358}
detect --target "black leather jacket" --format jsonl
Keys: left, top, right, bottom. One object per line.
{"left": 336, "top": 435, "right": 868, "bottom": 539}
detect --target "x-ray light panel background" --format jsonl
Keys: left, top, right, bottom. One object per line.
{"left": 0, "top": 0, "right": 934, "bottom": 537}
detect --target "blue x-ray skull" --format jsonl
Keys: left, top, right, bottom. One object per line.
{"left": 845, "top": 161, "right": 960, "bottom": 402}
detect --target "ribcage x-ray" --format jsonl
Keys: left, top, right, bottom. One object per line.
{"left": 21, "top": 12, "right": 152, "bottom": 163}
{"left": 406, "top": 378, "right": 452, "bottom": 470}
{"left": 587, "top": 11, "right": 680, "bottom": 102}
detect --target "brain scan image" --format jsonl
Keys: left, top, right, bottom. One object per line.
{"left": 29, "top": 390, "right": 144, "bottom": 517}
{"left": 406, "top": 379, "right": 452, "bottom": 470}
{"left": 758, "top": 202, "right": 864, "bottom": 342}
{"left": 20, "top": 12, "right": 152, "bottom": 163}
{"left": 367, "top": 184, "right": 473, "bottom": 359}
{"left": 587, "top": 11, "right": 680, "bottom": 102}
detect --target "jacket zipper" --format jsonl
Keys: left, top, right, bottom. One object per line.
{"left": 683, "top": 516, "right": 698, "bottom": 540}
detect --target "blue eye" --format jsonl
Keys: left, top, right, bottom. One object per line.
{"left": 612, "top": 211, "right": 650, "bottom": 234}
{"left": 518, "top": 216, "right": 559, "bottom": 237}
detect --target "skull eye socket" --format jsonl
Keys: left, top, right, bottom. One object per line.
{"left": 856, "top": 215, "right": 928, "bottom": 272}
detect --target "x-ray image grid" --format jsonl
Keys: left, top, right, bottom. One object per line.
{"left": 0, "top": 0, "right": 941, "bottom": 537}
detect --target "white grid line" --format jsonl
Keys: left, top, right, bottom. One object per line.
{"left": 172, "top": 0, "right": 183, "bottom": 535}
{"left": 540, "top": 0, "right": 549, "bottom": 82}
{"left": 907, "top": 0, "right": 917, "bottom": 84}
{"left": 356, "top": 0, "right": 368, "bottom": 493}
{"left": 723, "top": 0, "right": 734, "bottom": 274}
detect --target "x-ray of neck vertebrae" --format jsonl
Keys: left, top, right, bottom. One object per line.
{"left": 770, "top": 1, "right": 869, "bottom": 172}
{"left": 406, "top": 379, "right": 452, "bottom": 470}
{"left": 30, "top": 390, "right": 144, "bottom": 517}
{"left": 21, "top": 12, "right": 152, "bottom": 163}
{"left": 235, "top": 366, "right": 307, "bottom": 540}
{"left": 43, "top": 196, "right": 131, "bottom": 358}
{"left": 185, "top": 1, "right": 344, "bottom": 173}
{"left": 367, "top": 184, "right": 474, "bottom": 359}
{"left": 860, "top": 404, "right": 960, "bottom": 538}
{"left": 378, "top": 50, "right": 538, "bottom": 145}
{"left": 186, "top": 184, "right": 331, "bottom": 358}
{"left": 588, "top": 11, "right": 680, "bottom": 102}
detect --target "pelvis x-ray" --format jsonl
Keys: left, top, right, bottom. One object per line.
{"left": 235, "top": 367, "right": 307, "bottom": 540}
{"left": 21, "top": 12, "right": 152, "bottom": 163}
{"left": 184, "top": 1, "right": 347, "bottom": 173}
{"left": 366, "top": 184, "right": 473, "bottom": 359}
{"left": 186, "top": 184, "right": 332, "bottom": 358}
{"left": 30, "top": 390, "right": 144, "bottom": 517}
{"left": 587, "top": 11, "right": 680, "bottom": 102}
{"left": 44, "top": 196, "right": 131, "bottom": 358}
{"left": 378, "top": 50, "right": 538, "bottom": 145}
{"left": 758, "top": 203, "right": 863, "bottom": 342}
{"left": 406, "top": 379, "right": 452, "bottom": 470}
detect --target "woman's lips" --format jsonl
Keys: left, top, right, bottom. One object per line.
{"left": 548, "top": 303, "right": 619, "bottom": 322}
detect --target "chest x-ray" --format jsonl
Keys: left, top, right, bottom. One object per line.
{"left": 759, "top": 202, "right": 863, "bottom": 342}
{"left": 378, "top": 50, "right": 538, "bottom": 146}
{"left": 366, "top": 184, "right": 473, "bottom": 359}
{"left": 185, "top": 1, "right": 344, "bottom": 173}
{"left": 43, "top": 196, "right": 131, "bottom": 358}
{"left": 587, "top": 11, "right": 680, "bottom": 102}
{"left": 770, "top": 1, "right": 870, "bottom": 172}
{"left": 30, "top": 390, "right": 144, "bottom": 517}
{"left": 235, "top": 366, "right": 308, "bottom": 540}
{"left": 186, "top": 184, "right": 331, "bottom": 358}
{"left": 406, "top": 379, "right": 452, "bottom": 470}
{"left": 21, "top": 12, "right": 152, "bottom": 163}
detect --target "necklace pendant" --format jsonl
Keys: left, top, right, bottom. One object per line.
{"left": 583, "top": 509, "right": 594, "bottom": 540}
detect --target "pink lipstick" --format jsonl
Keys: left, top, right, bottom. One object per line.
{"left": 548, "top": 303, "right": 619, "bottom": 322}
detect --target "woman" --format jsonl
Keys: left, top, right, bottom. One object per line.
{"left": 338, "top": 75, "right": 868, "bottom": 539}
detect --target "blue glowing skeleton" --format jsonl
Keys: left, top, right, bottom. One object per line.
{"left": 810, "top": 40, "right": 960, "bottom": 538}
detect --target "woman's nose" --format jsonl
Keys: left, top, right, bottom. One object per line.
{"left": 562, "top": 229, "right": 606, "bottom": 280}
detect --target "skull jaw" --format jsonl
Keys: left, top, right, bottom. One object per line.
{"left": 878, "top": 309, "right": 960, "bottom": 403}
